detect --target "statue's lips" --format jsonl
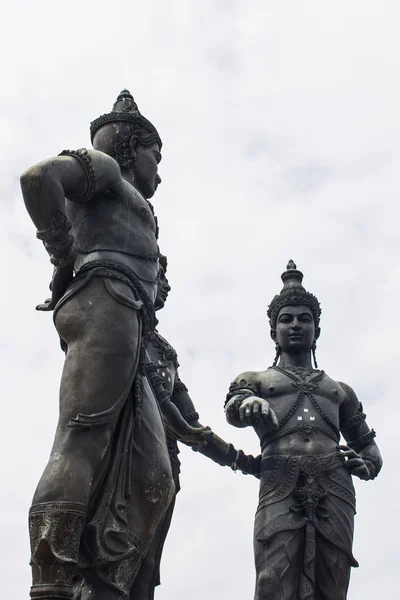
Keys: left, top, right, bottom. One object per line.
{"left": 289, "top": 334, "right": 303, "bottom": 340}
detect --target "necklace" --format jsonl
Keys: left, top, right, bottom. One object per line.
{"left": 276, "top": 363, "right": 319, "bottom": 379}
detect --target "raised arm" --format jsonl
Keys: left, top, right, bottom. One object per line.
{"left": 20, "top": 149, "right": 121, "bottom": 309}
{"left": 338, "top": 381, "right": 383, "bottom": 481}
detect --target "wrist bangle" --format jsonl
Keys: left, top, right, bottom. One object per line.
{"left": 50, "top": 249, "right": 77, "bottom": 267}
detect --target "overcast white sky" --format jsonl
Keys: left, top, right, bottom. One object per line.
{"left": 1, "top": 1, "right": 399, "bottom": 598}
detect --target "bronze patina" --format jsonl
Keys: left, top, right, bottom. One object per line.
{"left": 225, "top": 261, "right": 382, "bottom": 600}
{"left": 21, "top": 90, "right": 209, "bottom": 600}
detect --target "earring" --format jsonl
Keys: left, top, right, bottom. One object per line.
{"left": 312, "top": 341, "right": 318, "bottom": 369}
{"left": 272, "top": 342, "right": 281, "bottom": 367}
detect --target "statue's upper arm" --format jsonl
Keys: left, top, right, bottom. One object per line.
{"left": 338, "top": 380, "right": 369, "bottom": 439}
{"left": 232, "top": 371, "right": 260, "bottom": 395}
{"left": 59, "top": 149, "right": 121, "bottom": 202}
{"left": 21, "top": 148, "right": 121, "bottom": 204}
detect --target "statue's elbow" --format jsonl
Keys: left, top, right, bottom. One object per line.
{"left": 20, "top": 163, "right": 53, "bottom": 196}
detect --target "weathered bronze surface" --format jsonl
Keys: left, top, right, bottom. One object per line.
{"left": 225, "top": 261, "right": 382, "bottom": 600}
{"left": 20, "top": 90, "right": 211, "bottom": 600}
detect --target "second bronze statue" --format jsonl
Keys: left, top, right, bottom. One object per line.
{"left": 225, "top": 261, "right": 383, "bottom": 600}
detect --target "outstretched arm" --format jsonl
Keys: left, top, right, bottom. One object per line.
{"left": 171, "top": 374, "right": 261, "bottom": 477}
{"left": 338, "top": 381, "right": 383, "bottom": 481}
{"left": 224, "top": 372, "right": 279, "bottom": 430}
{"left": 159, "top": 397, "right": 212, "bottom": 446}
{"left": 20, "top": 149, "right": 121, "bottom": 309}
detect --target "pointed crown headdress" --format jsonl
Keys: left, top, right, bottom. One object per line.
{"left": 90, "top": 89, "right": 162, "bottom": 148}
{"left": 267, "top": 260, "right": 321, "bottom": 328}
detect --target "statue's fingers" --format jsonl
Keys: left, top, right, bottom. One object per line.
{"left": 341, "top": 449, "right": 359, "bottom": 459}
{"left": 200, "top": 429, "right": 213, "bottom": 439}
{"left": 252, "top": 402, "right": 260, "bottom": 420}
{"left": 344, "top": 458, "right": 364, "bottom": 469}
{"left": 260, "top": 402, "right": 270, "bottom": 419}
{"left": 239, "top": 404, "right": 246, "bottom": 422}
{"left": 269, "top": 409, "right": 279, "bottom": 429}
{"left": 36, "top": 300, "right": 54, "bottom": 311}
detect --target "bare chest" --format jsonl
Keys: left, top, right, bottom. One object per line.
{"left": 257, "top": 369, "right": 345, "bottom": 434}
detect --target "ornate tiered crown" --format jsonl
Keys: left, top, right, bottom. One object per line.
{"left": 90, "top": 89, "right": 162, "bottom": 147}
{"left": 267, "top": 260, "right": 321, "bottom": 327}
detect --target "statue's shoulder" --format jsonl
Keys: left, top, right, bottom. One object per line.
{"left": 232, "top": 370, "right": 261, "bottom": 386}
{"left": 83, "top": 149, "right": 122, "bottom": 185}
{"left": 336, "top": 380, "right": 359, "bottom": 405}
{"left": 230, "top": 369, "right": 275, "bottom": 396}
{"left": 59, "top": 148, "right": 122, "bottom": 202}
{"left": 148, "top": 330, "right": 178, "bottom": 364}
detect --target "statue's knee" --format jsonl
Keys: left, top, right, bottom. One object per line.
{"left": 255, "top": 567, "right": 280, "bottom": 599}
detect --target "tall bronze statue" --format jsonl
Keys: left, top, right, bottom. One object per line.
{"left": 224, "top": 261, "right": 382, "bottom": 600}
{"left": 21, "top": 90, "right": 208, "bottom": 600}
{"left": 110, "top": 255, "right": 261, "bottom": 600}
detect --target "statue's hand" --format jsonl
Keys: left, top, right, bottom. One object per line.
{"left": 171, "top": 422, "right": 213, "bottom": 447}
{"left": 239, "top": 396, "right": 279, "bottom": 429}
{"left": 36, "top": 266, "right": 74, "bottom": 311}
{"left": 338, "top": 445, "right": 370, "bottom": 480}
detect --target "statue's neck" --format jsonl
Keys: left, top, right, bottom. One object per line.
{"left": 278, "top": 351, "right": 313, "bottom": 370}
{"left": 121, "top": 171, "right": 146, "bottom": 200}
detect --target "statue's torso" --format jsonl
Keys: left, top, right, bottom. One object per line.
{"left": 252, "top": 367, "right": 346, "bottom": 456}
{"left": 145, "top": 331, "right": 179, "bottom": 399}
{"left": 67, "top": 179, "right": 159, "bottom": 300}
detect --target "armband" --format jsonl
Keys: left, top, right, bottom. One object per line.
{"left": 340, "top": 411, "right": 367, "bottom": 432}
{"left": 224, "top": 378, "right": 258, "bottom": 407}
{"left": 348, "top": 429, "right": 376, "bottom": 453}
{"left": 58, "top": 148, "right": 96, "bottom": 202}
{"left": 173, "top": 380, "right": 188, "bottom": 395}
{"left": 36, "top": 210, "right": 76, "bottom": 267}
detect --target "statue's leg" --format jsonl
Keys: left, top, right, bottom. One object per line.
{"left": 129, "top": 497, "right": 177, "bottom": 600}
{"left": 314, "top": 534, "right": 351, "bottom": 600}
{"left": 253, "top": 529, "right": 303, "bottom": 600}
{"left": 29, "top": 277, "right": 142, "bottom": 600}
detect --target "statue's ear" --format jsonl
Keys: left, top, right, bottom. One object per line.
{"left": 270, "top": 328, "right": 276, "bottom": 341}
{"left": 129, "top": 135, "right": 140, "bottom": 160}
{"left": 315, "top": 326, "right": 321, "bottom": 341}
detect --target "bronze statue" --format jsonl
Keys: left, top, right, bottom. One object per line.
{"left": 21, "top": 90, "right": 208, "bottom": 600}
{"left": 112, "top": 255, "right": 261, "bottom": 599}
{"left": 225, "top": 261, "right": 382, "bottom": 600}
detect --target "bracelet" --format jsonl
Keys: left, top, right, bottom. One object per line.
{"left": 45, "top": 235, "right": 75, "bottom": 257}
{"left": 362, "top": 452, "right": 383, "bottom": 480}
{"left": 184, "top": 411, "right": 200, "bottom": 423}
{"left": 36, "top": 210, "right": 72, "bottom": 241}
{"left": 50, "top": 249, "right": 77, "bottom": 267}
{"left": 340, "top": 411, "right": 366, "bottom": 432}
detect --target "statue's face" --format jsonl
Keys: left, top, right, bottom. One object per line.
{"left": 274, "top": 304, "right": 318, "bottom": 353}
{"left": 132, "top": 141, "right": 162, "bottom": 199}
{"left": 154, "top": 267, "right": 171, "bottom": 311}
